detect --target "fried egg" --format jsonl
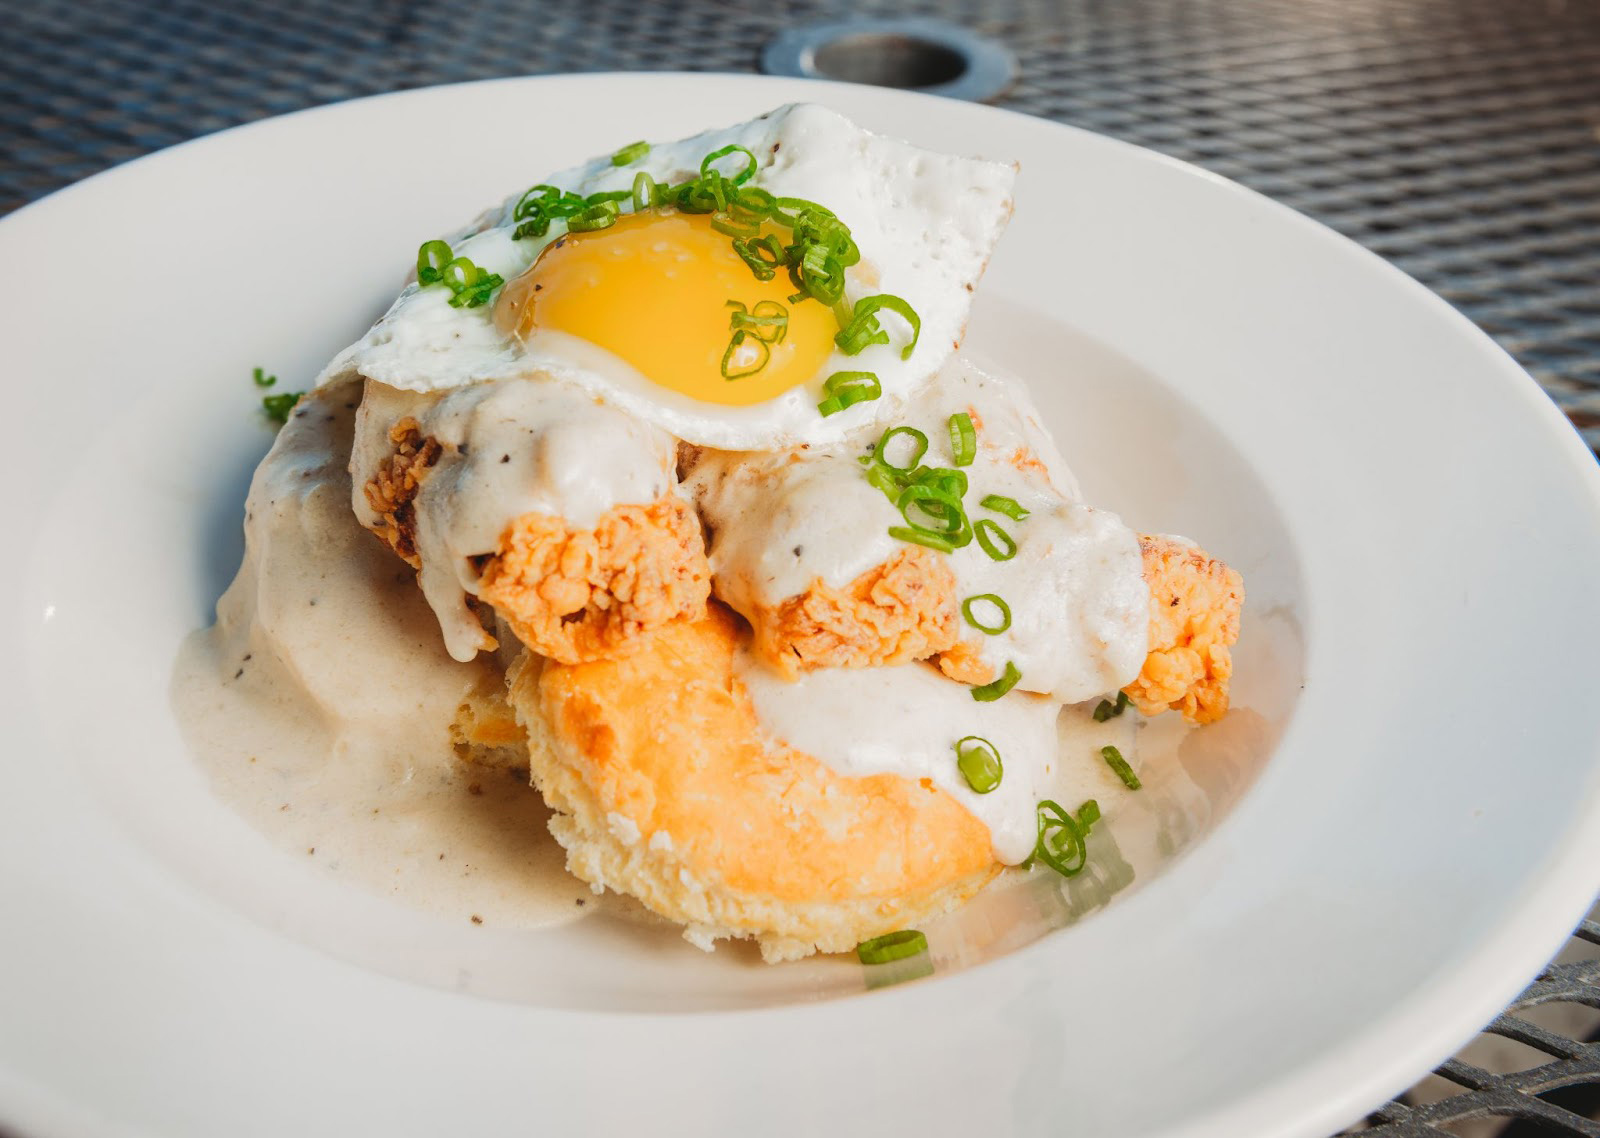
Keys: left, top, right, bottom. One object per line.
{"left": 316, "top": 104, "right": 1016, "bottom": 449}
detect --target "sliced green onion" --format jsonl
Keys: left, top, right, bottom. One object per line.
{"left": 732, "top": 185, "right": 776, "bottom": 219}
{"left": 567, "top": 200, "right": 621, "bottom": 232}
{"left": 856, "top": 929, "right": 928, "bottom": 965}
{"left": 948, "top": 411, "right": 976, "bottom": 466}
{"left": 980, "top": 494, "right": 1029, "bottom": 521}
{"left": 611, "top": 140, "right": 649, "bottom": 166}
{"left": 955, "top": 736, "right": 1003, "bottom": 794}
{"left": 700, "top": 144, "right": 758, "bottom": 185}
{"left": 1031, "top": 799, "right": 1088, "bottom": 877}
{"left": 835, "top": 294, "right": 922, "bottom": 360}
{"left": 961, "top": 594, "right": 1012, "bottom": 635}
{"left": 631, "top": 171, "right": 658, "bottom": 212}
{"left": 1101, "top": 745, "right": 1141, "bottom": 790}
{"left": 720, "top": 330, "right": 770, "bottom": 380}
{"left": 864, "top": 462, "right": 903, "bottom": 500}
{"left": 727, "top": 299, "right": 789, "bottom": 344}
{"left": 1093, "top": 691, "right": 1131, "bottom": 722}
{"left": 710, "top": 211, "right": 761, "bottom": 238}
{"left": 817, "top": 370, "right": 881, "bottom": 416}
{"left": 873, "top": 426, "right": 929, "bottom": 473}
{"left": 971, "top": 661, "right": 1021, "bottom": 702}
{"left": 897, "top": 483, "right": 967, "bottom": 536}
{"left": 584, "top": 190, "right": 632, "bottom": 207}
{"left": 252, "top": 367, "right": 276, "bottom": 388}
{"left": 732, "top": 234, "right": 784, "bottom": 281}
{"left": 416, "top": 239, "right": 453, "bottom": 286}
{"left": 887, "top": 525, "right": 957, "bottom": 553}
{"left": 261, "top": 390, "right": 303, "bottom": 425}
{"left": 447, "top": 271, "right": 504, "bottom": 309}
{"left": 974, "top": 518, "right": 1017, "bottom": 561}
{"left": 1078, "top": 799, "right": 1101, "bottom": 829}
{"left": 911, "top": 465, "right": 967, "bottom": 499}
{"left": 441, "top": 257, "right": 479, "bottom": 292}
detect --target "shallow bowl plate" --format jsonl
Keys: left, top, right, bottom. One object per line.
{"left": 2, "top": 73, "right": 1598, "bottom": 1138}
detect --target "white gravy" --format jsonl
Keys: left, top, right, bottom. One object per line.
{"left": 172, "top": 382, "right": 586, "bottom": 927}
{"left": 688, "top": 358, "right": 1149, "bottom": 703}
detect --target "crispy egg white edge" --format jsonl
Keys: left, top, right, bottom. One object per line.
{"left": 315, "top": 103, "right": 1016, "bottom": 451}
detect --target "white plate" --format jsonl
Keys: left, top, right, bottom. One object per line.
{"left": 3, "top": 73, "right": 1598, "bottom": 1138}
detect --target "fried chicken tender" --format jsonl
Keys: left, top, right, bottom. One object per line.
{"left": 748, "top": 546, "right": 960, "bottom": 677}
{"left": 936, "top": 535, "right": 1244, "bottom": 724}
{"left": 362, "top": 417, "right": 709, "bottom": 665}
{"left": 1124, "top": 536, "right": 1243, "bottom": 725}
{"left": 509, "top": 605, "right": 1000, "bottom": 962}
{"left": 477, "top": 495, "right": 710, "bottom": 666}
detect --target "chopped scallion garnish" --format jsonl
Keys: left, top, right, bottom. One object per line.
{"left": 261, "top": 390, "right": 302, "bottom": 425}
{"left": 955, "top": 736, "right": 1003, "bottom": 794}
{"left": 1101, "top": 745, "right": 1141, "bottom": 790}
{"left": 610, "top": 140, "right": 650, "bottom": 166}
{"left": 700, "top": 144, "right": 758, "bottom": 186}
{"left": 1029, "top": 798, "right": 1100, "bottom": 877}
{"left": 873, "top": 426, "right": 929, "bottom": 473}
{"left": 252, "top": 367, "right": 276, "bottom": 388}
{"left": 416, "top": 239, "right": 453, "bottom": 286}
{"left": 970, "top": 661, "right": 1021, "bottom": 702}
{"left": 727, "top": 299, "right": 789, "bottom": 344}
{"left": 817, "top": 371, "right": 881, "bottom": 416}
{"left": 980, "top": 494, "right": 1029, "bottom": 521}
{"left": 833, "top": 294, "right": 922, "bottom": 360}
{"left": 961, "top": 594, "right": 1012, "bottom": 635}
{"left": 887, "top": 525, "right": 958, "bottom": 553}
{"left": 974, "top": 518, "right": 1017, "bottom": 561}
{"left": 949, "top": 412, "right": 976, "bottom": 466}
{"left": 1093, "top": 691, "right": 1131, "bottom": 722}
{"left": 856, "top": 929, "right": 928, "bottom": 965}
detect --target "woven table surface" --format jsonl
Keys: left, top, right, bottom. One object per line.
{"left": 2, "top": 1, "right": 1597, "bottom": 1135}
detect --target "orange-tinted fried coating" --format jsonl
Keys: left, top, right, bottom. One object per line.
{"left": 514, "top": 605, "right": 999, "bottom": 956}
{"left": 478, "top": 495, "right": 710, "bottom": 665}
{"left": 362, "top": 417, "right": 439, "bottom": 569}
{"left": 1124, "top": 536, "right": 1244, "bottom": 724}
{"left": 745, "top": 546, "right": 960, "bottom": 678}
{"left": 936, "top": 535, "right": 1244, "bottom": 724}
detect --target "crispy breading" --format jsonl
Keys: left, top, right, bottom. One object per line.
{"left": 936, "top": 535, "right": 1244, "bottom": 724}
{"left": 478, "top": 495, "right": 710, "bottom": 665}
{"left": 509, "top": 606, "right": 1000, "bottom": 962}
{"left": 1124, "top": 536, "right": 1244, "bottom": 724}
{"left": 745, "top": 546, "right": 960, "bottom": 678}
{"left": 362, "top": 417, "right": 439, "bottom": 569}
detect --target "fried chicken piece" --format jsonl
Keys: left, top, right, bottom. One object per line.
{"left": 362, "top": 419, "right": 709, "bottom": 665}
{"left": 935, "top": 535, "right": 1244, "bottom": 724}
{"left": 1123, "top": 536, "right": 1243, "bottom": 724}
{"left": 363, "top": 417, "right": 439, "bottom": 570}
{"left": 477, "top": 495, "right": 710, "bottom": 666}
{"left": 746, "top": 546, "right": 961, "bottom": 678}
{"left": 510, "top": 605, "right": 1000, "bottom": 962}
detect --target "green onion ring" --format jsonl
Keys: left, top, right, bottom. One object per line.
{"left": 567, "top": 201, "right": 621, "bottom": 233}
{"left": 961, "top": 594, "right": 1012, "bottom": 635}
{"left": 955, "top": 736, "right": 1004, "bottom": 794}
{"left": 873, "top": 426, "right": 929, "bottom": 473}
{"left": 1101, "top": 745, "right": 1142, "bottom": 790}
{"left": 911, "top": 465, "right": 968, "bottom": 499}
{"left": 978, "top": 494, "right": 1029, "bottom": 521}
{"left": 856, "top": 929, "right": 928, "bottom": 965}
{"left": 887, "top": 525, "right": 957, "bottom": 554}
{"left": 441, "top": 257, "right": 479, "bottom": 292}
{"left": 630, "top": 171, "right": 658, "bottom": 212}
{"left": 611, "top": 140, "right": 649, "bottom": 166}
{"left": 843, "top": 295, "right": 922, "bottom": 360}
{"left": 816, "top": 371, "right": 881, "bottom": 417}
{"left": 720, "top": 329, "right": 770, "bottom": 380}
{"left": 949, "top": 412, "right": 977, "bottom": 466}
{"left": 974, "top": 518, "right": 1018, "bottom": 561}
{"left": 1031, "top": 799, "right": 1088, "bottom": 877}
{"left": 970, "top": 661, "right": 1021, "bottom": 702}
{"left": 416, "top": 240, "right": 453, "bottom": 286}
{"left": 897, "top": 483, "right": 967, "bottom": 536}
{"left": 700, "top": 144, "right": 758, "bottom": 185}
{"left": 1092, "top": 691, "right": 1131, "bottom": 722}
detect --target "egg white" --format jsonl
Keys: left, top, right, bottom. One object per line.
{"left": 316, "top": 104, "right": 1016, "bottom": 450}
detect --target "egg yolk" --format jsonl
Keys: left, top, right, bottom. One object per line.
{"left": 494, "top": 210, "right": 837, "bottom": 407}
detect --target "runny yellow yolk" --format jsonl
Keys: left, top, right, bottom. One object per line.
{"left": 493, "top": 210, "right": 837, "bottom": 407}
